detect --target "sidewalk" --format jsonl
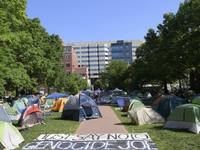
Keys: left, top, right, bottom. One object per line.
{"left": 76, "top": 105, "right": 128, "bottom": 134}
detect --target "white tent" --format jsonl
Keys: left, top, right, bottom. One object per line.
{"left": 128, "top": 107, "right": 165, "bottom": 125}
{"left": 0, "top": 121, "right": 24, "bottom": 149}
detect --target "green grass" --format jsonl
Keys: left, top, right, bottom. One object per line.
{"left": 16, "top": 112, "right": 80, "bottom": 149}
{"left": 113, "top": 107, "right": 200, "bottom": 150}
{"left": 12, "top": 106, "right": 200, "bottom": 150}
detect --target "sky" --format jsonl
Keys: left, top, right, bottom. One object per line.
{"left": 26, "top": 0, "right": 185, "bottom": 43}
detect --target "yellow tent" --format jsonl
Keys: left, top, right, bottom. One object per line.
{"left": 51, "top": 98, "right": 68, "bottom": 112}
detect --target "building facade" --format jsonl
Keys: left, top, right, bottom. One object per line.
{"left": 63, "top": 40, "right": 143, "bottom": 85}
{"left": 62, "top": 46, "right": 89, "bottom": 82}
{"left": 111, "top": 40, "right": 143, "bottom": 64}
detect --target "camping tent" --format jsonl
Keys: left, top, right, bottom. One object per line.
{"left": 113, "top": 88, "right": 122, "bottom": 92}
{"left": 129, "top": 99, "right": 145, "bottom": 111}
{"left": 164, "top": 104, "right": 200, "bottom": 134}
{"left": 128, "top": 107, "right": 165, "bottom": 125}
{"left": 62, "top": 93, "right": 102, "bottom": 121}
{"left": 19, "top": 105, "right": 45, "bottom": 127}
{"left": 3, "top": 103, "right": 21, "bottom": 121}
{"left": 21, "top": 97, "right": 30, "bottom": 106}
{"left": 45, "top": 92, "right": 69, "bottom": 99}
{"left": 13, "top": 99, "right": 26, "bottom": 113}
{"left": 156, "top": 95, "right": 187, "bottom": 119}
{"left": 192, "top": 96, "right": 200, "bottom": 105}
{"left": 0, "top": 121, "right": 24, "bottom": 149}
{"left": 0, "top": 104, "right": 12, "bottom": 124}
{"left": 51, "top": 98, "right": 68, "bottom": 112}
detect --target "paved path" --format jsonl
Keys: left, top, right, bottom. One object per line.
{"left": 76, "top": 105, "right": 128, "bottom": 134}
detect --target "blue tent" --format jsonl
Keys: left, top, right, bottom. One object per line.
{"left": 61, "top": 93, "right": 102, "bottom": 121}
{"left": 82, "top": 89, "right": 93, "bottom": 94}
{"left": 156, "top": 95, "right": 187, "bottom": 119}
{"left": 45, "top": 92, "right": 69, "bottom": 99}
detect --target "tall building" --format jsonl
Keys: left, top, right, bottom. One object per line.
{"left": 63, "top": 40, "right": 143, "bottom": 85}
{"left": 111, "top": 40, "right": 143, "bottom": 64}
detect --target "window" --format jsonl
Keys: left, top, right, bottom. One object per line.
{"left": 65, "top": 47, "right": 70, "bottom": 53}
{"left": 66, "top": 55, "right": 70, "bottom": 60}
{"left": 66, "top": 63, "right": 70, "bottom": 67}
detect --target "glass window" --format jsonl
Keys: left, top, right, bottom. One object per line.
{"left": 66, "top": 55, "right": 70, "bottom": 59}
{"left": 66, "top": 63, "right": 70, "bottom": 67}
{"left": 65, "top": 47, "right": 70, "bottom": 52}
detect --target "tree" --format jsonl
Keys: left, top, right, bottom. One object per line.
{"left": 103, "top": 60, "right": 128, "bottom": 90}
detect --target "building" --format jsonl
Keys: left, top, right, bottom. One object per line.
{"left": 111, "top": 40, "right": 143, "bottom": 64}
{"left": 63, "top": 42, "right": 111, "bottom": 84}
{"left": 63, "top": 40, "right": 143, "bottom": 85}
{"left": 62, "top": 46, "right": 89, "bottom": 83}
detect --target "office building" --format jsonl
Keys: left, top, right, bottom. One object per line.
{"left": 63, "top": 40, "right": 143, "bottom": 85}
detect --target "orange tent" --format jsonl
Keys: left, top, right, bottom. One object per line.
{"left": 51, "top": 98, "right": 68, "bottom": 112}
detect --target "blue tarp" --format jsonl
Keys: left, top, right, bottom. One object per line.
{"left": 45, "top": 92, "right": 69, "bottom": 99}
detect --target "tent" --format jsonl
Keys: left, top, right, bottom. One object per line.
{"left": 0, "top": 121, "right": 24, "bottom": 150}
{"left": 156, "top": 95, "right": 187, "bottom": 119}
{"left": 121, "top": 97, "right": 141, "bottom": 112}
{"left": 19, "top": 105, "right": 45, "bottom": 127}
{"left": 13, "top": 99, "right": 26, "bottom": 113}
{"left": 45, "top": 92, "right": 69, "bottom": 99}
{"left": 117, "top": 99, "right": 126, "bottom": 107}
{"left": 44, "top": 99, "right": 55, "bottom": 109}
{"left": 82, "top": 89, "right": 93, "bottom": 94}
{"left": 3, "top": 103, "right": 21, "bottom": 121}
{"left": 0, "top": 104, "right": 12, "bottom": 124}
{"left": 61, "top": 93, "right": 102, "bottom": 121}
{"left": 192, "top": 96, "right": 200, "bottom": 105}
{"left": 113, "top": 88, "right": 122, "bottom": 92}
{"left": 164, "top": 104, "right": 200, "bottom": 134}
{"left": 21, "top": 97, "right": 30, "bottom": 106}
{"left": 129, "top": 99, "right": 145, "bottom": 111}
{"left": 51, "top": 98, "right": 68, "bottom": 112}
{"left": 128, "top": 107, "right": 165, "bottom": 125}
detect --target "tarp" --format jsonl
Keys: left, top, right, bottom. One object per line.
{"left": 128, "top": 107, "right": 165, "bottom": 125}
{"left": 0, "top": 121, "right": 24, "bottom": 149}
{"left": 51, "top": 98, "right": 68, "bottom": 112}
{"left": 164, "top": 104, "right": 200, "bottom": 134}
{"left": 62, "top": 93, "right": 102, "bottom": 121}
{"left": 45, "top": 92, "right": 69, "bottom": 99}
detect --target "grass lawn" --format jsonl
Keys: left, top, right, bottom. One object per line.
{"left": 15, "top": 111, "right": 80, "bottom": 149}
{"left": 113, "top": 107, "right": 200, "bottom": 150}
{"left": 11, "top": 106, "right": 200, "bottom": 150}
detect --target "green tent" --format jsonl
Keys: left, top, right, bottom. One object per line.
{"left": 0, "top": 121, "right": 24, "bottom": 149}
{"left": 128, "top": 99, "right": 145, "bottom": 111}
{"left": 164, "top": 104, "right": 200, "bottom": 134}
{"left": 192, "top": 96, "right": 200, "bottom": 105}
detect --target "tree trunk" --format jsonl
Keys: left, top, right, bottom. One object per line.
{"left": 163, "top": 79, "right": 168, "bottom": 94}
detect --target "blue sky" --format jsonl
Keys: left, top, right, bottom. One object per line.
{"left": 26, "top": 0, "right": 185, "bottom": 43}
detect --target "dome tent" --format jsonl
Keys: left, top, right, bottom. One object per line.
{"left": 164, "top": 104, "right": 200, "bottom": 134}
{"left": 0, "top": 121, "right": 24, "bottom": 149}
{"left": 61, "top": 93, "right": 102, "bottom": 121}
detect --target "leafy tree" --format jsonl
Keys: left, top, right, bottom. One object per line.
{"left": 65, "top": 74, "right": 90, "bottom": 95}
{"left": 103, "top": 60, "right": 128, "bottom": 90}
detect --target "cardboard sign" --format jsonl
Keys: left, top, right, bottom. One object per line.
{"left": 22, "top": 133, "right": 158, "bottom": 150}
